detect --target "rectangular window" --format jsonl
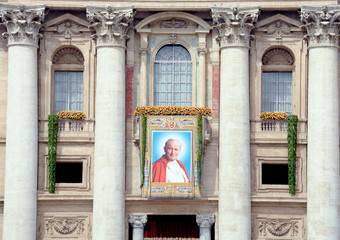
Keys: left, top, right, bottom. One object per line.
{"left": 54, "top": 71, "right": 83, "bottom": 112}
{"left": 56, "top": 161, "right": 83, "bottom": 183}
{"left": 262, "top": 163, "right": 288, "bottom": 185}
{"left": 261, "top": 71, "right": 292, "bottom": 113}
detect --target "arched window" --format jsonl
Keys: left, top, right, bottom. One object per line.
{"left": 261, "top": 47, "right": 294, "bottom": 113}
{"left": 52, "top": 46, "right": 84, "bottom": 112}
{"left": 154, "top": 44, "right": 192, "bottom": 106}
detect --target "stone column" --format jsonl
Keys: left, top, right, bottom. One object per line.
{"left": 87, "top": 7, "right": 134, "bottom": 240}
{"left": 211, "top": 7, "right": 259, "bottom": 240}
{"left": 128, "top": 214, "right": 147, "bottom": 240}
{"left": 301, "top": 6, "right": 340, "bottom": 240}
{"left": 0, "top": 5, "right": 45, "bottom": 240}
{"left": 196, "top": 214, "right": 215, "bottom": 240}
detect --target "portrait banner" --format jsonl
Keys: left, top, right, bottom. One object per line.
{"left": 142, "top": 115, "right": 201, "bottom": 198}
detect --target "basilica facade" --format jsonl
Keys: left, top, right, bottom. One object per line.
{"left": 0, "top": 0, "right": 339, "bottom": 239}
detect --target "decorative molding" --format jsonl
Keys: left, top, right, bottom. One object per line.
{"left": 257, "top": 14, "right": 301, "bottom": 40}
{"left": 41, "top": 214, "right": 91, "bottom": 239}
{"left": 86, "top": 6, "right": 134, "bottom": 48}
{"left": 52, "top": 46, "right": 84, "bottom": 64}
{"left": 160, "top": 18, "right": 187, "bottom": 28}
{"left": 135, "top": 11, "right": 211, "bottom": 33}
{"left": 128, "top": 214, "right": 147, "bottom": 228}
{"left": 262, "top": 48, "right": 294, "bottom": 65}
{"left": 0, "top": 5, "right": 45, "bottom": 47}
{"left": 265, "top": 21, "right": 291, "bottom": 39}
{"left": 57, "top": 21, "right": 80, "bottom": 39}
{"left": 257, "top": 218, "right": 300, "bottom": 238}
{"left": 301, "top": 6, "right": 340, "bottom": 47}
{"left": 196, "top": 214, "right": 215, "bottom": 228}
{"left": 211, "top": 7, "right": 259, "bottom": 48}
{"left": 45, "top": 217, "right": 85, "bottom": 236}
{"left": 44, "top": 13, "right": 89, "bottom": 39}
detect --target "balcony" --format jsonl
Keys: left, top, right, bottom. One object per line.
{"left": 251, "top": 120, "right": 307, "bottom": 144}
{"left": 39, "top": 119, "right": 95, "bottom": 142}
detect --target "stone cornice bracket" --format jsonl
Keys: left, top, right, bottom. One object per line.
{"left": 211, "top": 7, "right": 259, "bottom": 48}
{"left": 196, "top": 214, "right": 215, "bottom": 228}
{"left": 0, "top": 5, "right": 45, "bottom": 47}
{"left": 128, "top": 214, "right": 147, "bottom": 228}
{"left": 86, "top": 6, "right": 134, "bottom": 48}
{"left": 301, "top": 6, "right": 340, "bottom": 48}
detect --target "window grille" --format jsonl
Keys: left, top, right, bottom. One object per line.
{"left": 154, "top": 44, "right": 192, "bottom": 106}
{"left": 54, "top": 71, "right": 83, "bottom": 112}
{"left": 261, "top": 71, "right": 292, "bottom": 113}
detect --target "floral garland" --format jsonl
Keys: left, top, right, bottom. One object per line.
{"left": 57, "top": 111, "right": 86, "bottom": 120}
{"left": 260, "top": 112, "right": 288, "bottom": 121}
{"left": 135, "top": 106, "right": 211, "bottom": 116}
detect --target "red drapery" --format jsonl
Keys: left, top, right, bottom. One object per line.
{"left": 144, "top": 215, "right": 199, "bottom": 239}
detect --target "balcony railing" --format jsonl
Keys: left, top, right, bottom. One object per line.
{"left": 251, "top": 120, "right": 307, "bottom": 142}
{"left": 39, "top": 119, "right": 95, "bottom": 140}
{"left": 261, "top": 120, "right": 288, "bottom": 132}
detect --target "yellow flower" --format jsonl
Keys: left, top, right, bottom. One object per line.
{"left": 57, "top": 111, "right": 86, "bottom": 120}
{"left": 134, "top": 106, "right": 212, "bottom": 116}
{"left": 260, "top": 112, "right": 288, "bottom": 120}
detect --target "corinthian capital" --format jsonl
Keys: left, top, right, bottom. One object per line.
{"left": 0, "top": 5, "right": 45, "bottom": 47}
{"left": 211, "top": 7, "right": 259, "bottom": 48}
{"left": 196, "top": 214, "right": 215, "bottom": 228}
{"left": 128, "top": 214, "right": 147, "bottom": 228}
{"left": 301, "top": 6, "right": 340, "bottom": 47}
{"left": 86, "top": 6, "right": 134, "bottom": 48}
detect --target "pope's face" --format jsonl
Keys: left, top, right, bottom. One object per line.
{"left": 164, "top": 140, "right": 181, "bottom": 161}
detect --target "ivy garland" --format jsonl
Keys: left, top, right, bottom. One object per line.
{"left": 287, "top": 115, "right": 298, "bottom": 195}
{"left": 48, "top": 114, "right": 59, "bottom": 193}
{"left": 197, "top": 114, "right": 203, "bottom": 188}
{"left": 140, "top": 115, "right": 147, "bottom": 187}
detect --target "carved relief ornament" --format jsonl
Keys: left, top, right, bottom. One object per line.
{"left": 45, "top": 217, "right": 85, "bottom": 236}
{"left": 0, "top": 5, "right": 45, "bottom": 47}
{"left": 258, "top": 218, "right": 299, "bottom": 237}
{"left": 301, "top": 6, "right": 340, "bottom": 47}
{"left": 211, "top": 7, "right": 259, "bottom": 48}
{"left": 86, "top": 6, "right": 134, "bottom": 48}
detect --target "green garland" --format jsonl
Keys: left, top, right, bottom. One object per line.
{"left": 140, "top": 115, "right": 147, "bottom": 187}
{"left": 287, "top": 115, "right": 298, "bottom": 195}
{"left": 197, "top": 115, "right": 203, "bottom": 188}
{"left": 48, "top": 114, "right": 59, "bottom": 193}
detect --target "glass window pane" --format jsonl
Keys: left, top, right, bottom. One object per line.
{"left": 261, "top": 71, "right": 292, "bottom": 113}
{"left": 154, "top": 44, "right": 192, "bottom": 106}
{"left": 54, "top": 71, "right": 83, "bottom": 112}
